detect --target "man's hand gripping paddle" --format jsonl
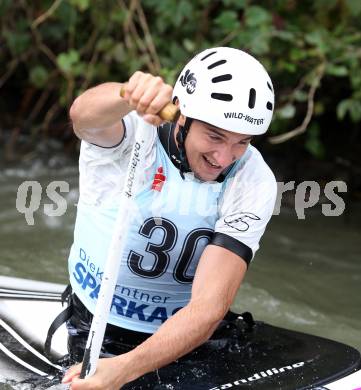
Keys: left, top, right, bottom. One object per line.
{"left": 79, "top": 86, "right": 179, "bottom": 379}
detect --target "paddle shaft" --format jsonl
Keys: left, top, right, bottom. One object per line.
{"left": 80, "top": 91, "right": 177, "bottom": 379}
{"left": 80, "top": 121, "right": 152, "bottom": 378}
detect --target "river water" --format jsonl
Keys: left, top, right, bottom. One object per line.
{"left": 0, "top": 157, "right": 360, "bottom": 354}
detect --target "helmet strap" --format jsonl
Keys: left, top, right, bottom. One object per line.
{"left": 176, "top": 117, "right": 193, "bottom": 179}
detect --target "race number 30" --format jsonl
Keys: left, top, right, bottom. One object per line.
{"left": 128, "top": 217, "right": 213, "bottom": 284}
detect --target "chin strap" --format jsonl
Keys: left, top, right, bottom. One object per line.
{"left": 176, "top": 117, "right": 193, "bottom": 179}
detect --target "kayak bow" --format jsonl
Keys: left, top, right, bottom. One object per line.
{"left": 0, "top": 275, "right": 360, "bottom": 390}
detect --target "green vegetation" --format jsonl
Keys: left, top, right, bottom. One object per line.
{"left": 1, "top": 0, "right": 360, "bottom": 164}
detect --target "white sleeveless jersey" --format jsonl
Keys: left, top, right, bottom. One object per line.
{"left": 68, "top": 112, "right": 277, "bottom": 333}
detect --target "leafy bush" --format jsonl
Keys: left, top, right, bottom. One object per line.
{"left": 1, "top": 0, "right": 360, "bottom": 160}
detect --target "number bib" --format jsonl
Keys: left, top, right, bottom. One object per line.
{"left": 68, "top": 139, "right": 226, "bottom": 333}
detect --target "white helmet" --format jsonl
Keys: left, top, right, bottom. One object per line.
{"left": 173, "top": 47, "right": 274, "bottom": 135}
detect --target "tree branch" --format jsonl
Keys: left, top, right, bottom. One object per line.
{"left": 0, "top": 51, "right": 31, "bottom": 89}
{"left": 135, "top": 0, "right": 161, "bottom": 72}
{"left": 268, "top": 62, "right": 326, "bottom": 144}
{"left": 32, "top": 0, "right": 63, "bottom": 28}
{"left": 119, "top": 0, "right": 159, "bottom": 73}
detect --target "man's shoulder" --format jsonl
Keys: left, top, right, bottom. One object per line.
{"left": 221, "top": 145, "right": 277, "bottom": 203}
{"left": 79, "top": 111, "right": 158, "bottom": 160}
{"left": 233, "top": 145, "right": 276, "bottom": 183}
{"left": 77, "top": 113, "right": 159, "bottom": 206}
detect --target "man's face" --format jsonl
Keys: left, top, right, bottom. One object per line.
{"left": 178, "top": 118, "right": 252, "bottom": 181}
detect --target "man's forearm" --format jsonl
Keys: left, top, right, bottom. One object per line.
{"left": 118, "top": 299, "right": 222, "bottom": 384}
{"left": 70, "top": 82, "right": 131, "bottom": 131}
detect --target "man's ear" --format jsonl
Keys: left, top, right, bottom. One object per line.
{"left": 172, "top": 98, "right": 186, "bottom": 128}
{"left": 177, "top": 114, "right": 186, "bottom": 127}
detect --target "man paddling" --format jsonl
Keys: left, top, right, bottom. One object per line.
{"left": 62, "top": 47, "right": 277, "bottom": 389}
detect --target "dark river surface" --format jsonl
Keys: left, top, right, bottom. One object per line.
{"left": 0, "top": 158, "right": 360, "bottom": 355}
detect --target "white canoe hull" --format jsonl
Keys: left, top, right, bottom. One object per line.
{"left": 0, "top": 275, "right": 360, "bottom": 389}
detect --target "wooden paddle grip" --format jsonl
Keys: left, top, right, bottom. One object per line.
{"left": 120, "top": 85, "right": 179, "bottom": 122}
